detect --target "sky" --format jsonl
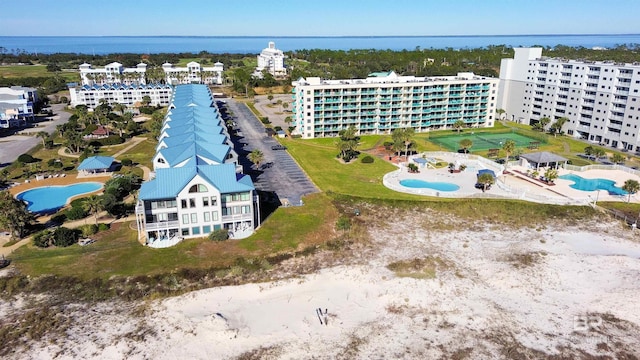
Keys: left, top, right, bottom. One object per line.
{"left": 2, "top": 0, "right": 640, "bottom": 37}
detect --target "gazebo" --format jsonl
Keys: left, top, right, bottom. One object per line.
{"left": 520, "top": 152, "right": 568, "bottom": 169}
{"left": 77, "top": 156, "right": 115, "bottom": 175}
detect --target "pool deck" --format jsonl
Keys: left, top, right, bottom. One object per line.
{"left": 7, "top": 173, "right": 110, "bottom": 197}
{"left": 384, "top": 152, "right": 640, "bottom": 205}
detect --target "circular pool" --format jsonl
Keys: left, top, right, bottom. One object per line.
{"left": 16, "top": 182, "right": 103, "bottom": 213}
{"left": 399, "top": 179, "right": 460, "bottom": 192}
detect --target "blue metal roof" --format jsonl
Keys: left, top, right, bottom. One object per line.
{"left": 157, "top": 142, "right": 230, "bottom": 166}
{"left": 139, "top": 164, "right": 254, "bottom": 200}
{"left": 157, "top": 133, "right": 227, "bottom": 149}
{"left": 77, "top": 156, "right": 114, "bottom": 170}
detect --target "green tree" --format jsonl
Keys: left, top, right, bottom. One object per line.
{"left": 544, "top": 168, "right": 559, "bottom": 184}
{"left": 622, "top": 179, "right": 640, "bottom": 203}
{"left": 267, "top": 94, "right": 274, "bottom": 103}
{"left": 453, "top": 119, "right": 465, "bottom": 133}
{"left": 550, "top": 117, "right": 568, "bottom": 137}
{"left": 335, "top": 126, "right": 360, "bottom": 161}
{"left": 391, "top": 127, "right": 415, "bottom": 162}
{"left": 495, "top": 108, "right": 506, "bottom": 120}
{"left": 248, "top": 149, "right": 264, "bottom": 169}
{"left": 84, "top": 195, "right": 103, "bottom": 225}
{"left": 532, "top": 117, "right": 551, "bottom": 132}
{"left": 113, "top": 102, "right": 127, "bottom": 116}
{"left": 0, "top": 190, "right": 34, "bottom": 240}
{"left": 476, "top": 172, "right": 495, "bottom": 192}
{"left": 611, "top": 153, "right": 626, "bottom": 165}
{"left": 141, "top": 95, "right": 152, "bottom": 107}
{"left": 459, "top": 138, "right": 473, "bottom": 153}
{"left": 502, "top": 139, "right": 516, "bottom": 165}
{"left": 36, "top": 131, "right": 49, "bottom": 147}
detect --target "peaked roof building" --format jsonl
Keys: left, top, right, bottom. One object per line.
{"left": 135, "top": 84, "right": 257, "bottom": 248}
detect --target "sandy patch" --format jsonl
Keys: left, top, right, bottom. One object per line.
{"left": 3, "top": 215, "right": 640, "bottom": 359}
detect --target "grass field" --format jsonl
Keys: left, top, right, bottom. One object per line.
{"left": 0, "top": 65, "right": 78, "bottom": 82}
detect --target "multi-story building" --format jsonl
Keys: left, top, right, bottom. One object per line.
{"left": 68, "top": 83, "right": 173, "bottom": 109}
{"left": 255, "top": 41, "right": 286, "bottom": 77}
{"left": 499, "top": 47, "right": 640, "bottom": 151}
{"left": 162, "top": 61, "right": 224, "bottom": 85}
{"left": 0, "top": 86, "right": 37, "bottom": 128}
{"left": 291, "top": 71, "right": 498, "bottom": 138}
{"left": 135, "top": 84, "right": 257, "bottom": 247}
{"left": 79, "top": 62, "right": 147, "bottom": 86}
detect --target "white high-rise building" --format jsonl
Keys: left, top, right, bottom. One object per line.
{"left": 499, "top": 47, "right": 640, "bottom": 151}
{"left": 79, "top": 62, "right": 147, "bottom": 86}
{"left": 292, "top": 71, "right": 498, "bottom": 139}
{"left": 0, "top": 86, "right": 37, "bottom": 128}
{"left": 256, "top": 41, "right": 286, "bottom": 77}
{"left": 162, "top": 61, "right": 224, "bottom": 85}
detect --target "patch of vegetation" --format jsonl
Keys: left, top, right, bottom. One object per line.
{"left": 506, "top": 251, "right": 547, "bottom": 268}
{"left": 387, "top": 257, "right": 448, "bottom": 279}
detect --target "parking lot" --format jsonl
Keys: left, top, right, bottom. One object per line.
{"left": 221, "top": 99, "right": 318, "bottom": 208}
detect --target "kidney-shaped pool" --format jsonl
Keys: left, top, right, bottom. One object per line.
{"left": 16, "top": 182, "right": 103, "bottom": 213}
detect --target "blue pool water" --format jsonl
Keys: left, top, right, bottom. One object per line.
{"left": 399, "top": 179, "right": 460, "bottom": 192}
{"left": 559, "top": 174, "right": 627, "bottom": 196}
{"left": 16, "top": 182, "right": 103, "bottom": 213}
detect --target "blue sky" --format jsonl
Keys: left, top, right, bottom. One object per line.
{"left": 3, "top": 0, "right": 639, "bottom": 36}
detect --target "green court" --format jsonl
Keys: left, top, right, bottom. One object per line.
{"left": 429, "top": 131, "right": 545, "bottom": 152}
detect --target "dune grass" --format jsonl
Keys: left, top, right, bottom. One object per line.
{"left": 0, "top": 65, "right": 78, "bottom": 82}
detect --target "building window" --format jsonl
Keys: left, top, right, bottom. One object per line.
{"left": 242, "top": 205, "right": 251, "bottom": 214}
{"left": 203, "top": 225, "right": 211, "bottom": 234}
{"left": 211, "top": 196, "right": 218, "bottom": 206}
{"left": 181, "top": 199, "right": 187, "bottom": 209}
{"left": 192, "top": 227, "right": 200, "bottom": 235}
{"left": 182, "top": 214, "right": 189, "bottom": 224}
{"left": 189, "top": 184, "right": 208, "bottom": 193}
{"left": 181, "top": 228, "right": 190, "bottom": 236}
{"left": 203, "top": 197, "right": 209, "bottom": 206}
{"left": 212, "top": 211, "right": 219, "bottom": 221}
{"left": 189, "top": 198, "right": 196, "bottom": 208}
{"left": 204, "top": 212, "right": 211, "bottom": 222}
{"left": 190, "top": 213, "right": 197, "bottom": 223}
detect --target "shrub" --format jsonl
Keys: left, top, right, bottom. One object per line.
{"left": 54, "top": 227, "right": 78, "bottom": 247}
{"left": 260, "top": 117, "right": 271, "bottom": 124}
{"left": 78, "top": 224, "right": 98, "bottom": 237}
{"left": 94, "top": 135, "right": 124, "bottom": 146}
{"left": 44, "top": 139, "right": 54, "bottom": 149}
{"left": 33, "top": 229, "right": 55, "bottom": 248}
{"left": 47, "top": 158, "right": 57, "bottom": 167}
{"left": 50, "top": 213, "right": 67, "bottom": 225}
{"left": 121, "top": 158, "right": 133, "bottom": 167}
{"left": 17, "top": 154, "right": 36, "bottom": 163}
{"left": 361, "top": 155, "right": 374, "bottom": 163}
{"left": 274, "top": 126, "right": 282, "bottom": 131}
{"left": 383, "top": 141, "right": 394, "bottom": 150}
{"left": 291, "top": 134, "right": 302, "bottom": 139}
{"left": 97, "top": 223, "right": 110, "bottom": 231}
{"left": 209, "top": 229, "right": 229, "bottom": 241}
{"left": 65, "top": 206, "right": 87, "bottom": 220}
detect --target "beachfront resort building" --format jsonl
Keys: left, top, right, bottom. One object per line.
{"left": 0, "top": 86, "right": 37, "bottom": 128}
{"left": 79, "top": 62, "right": 148, "bottom": 86}
{"left": 253, "top": 41, "right": 286, "bottom": 78}
{"left": 162, "top": 61, "right": 224, "bottom": 85}
{"left": 135, "top": 84, "right": 257, "bottom": 247}
{"left": 499, "top": 47, "right": 640, "bottom": 151}
{"left": 291, "top": 71, "right": 498, "bottom": 138}
{"left": 68, "top": 83, "right": 173, "bottom": 109}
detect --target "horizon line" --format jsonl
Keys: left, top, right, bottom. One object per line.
{"left": 2, "top": 33, "right": 640, "bottom": 38}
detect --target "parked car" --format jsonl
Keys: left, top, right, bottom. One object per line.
{"left": 271, "top": 145, "right": 287, "bottom": 150}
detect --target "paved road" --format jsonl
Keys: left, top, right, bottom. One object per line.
{"left": 224, "top": 99, "right": 318, "bottom": 206}
{"left": 0, "top": 103, "right": 71, "bottom": 167}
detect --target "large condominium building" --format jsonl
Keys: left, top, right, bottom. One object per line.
{"left": 162, "top": 61, "right": 224, "bottom": 85}
{"left": 68, "top": 83, "right": 173, "bottom": 109}
{"left": 291, "top": 71, "right": 498, "bottom": 139}
{"left": 0, "top": 86, "right": 37, "bottom": 128}
{"left": 135, "top": 84, "right": 257, "bottom": 247}
{"left": 255, "top": 41, "right": 286, "bottom": 77}
{"left": 79, "top": 62, "right": 147, "bottom": 86}
{"left": 499, "top": 47, "right": 640, "bottom": 151}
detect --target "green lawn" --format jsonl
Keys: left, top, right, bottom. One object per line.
{"left": 0, "top": 65, "right": 78, "bottom": 82}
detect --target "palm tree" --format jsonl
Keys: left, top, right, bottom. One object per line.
{"left": 84, "top": 195, "right": 103, "bottom": 225}
{"left": 611, "top": 153, "right": 626, "bottom": 165}
{"left": 502, "top": 139, "right": 516, "bottom": 166}
{"left": 453, "top": 120, "right": 465, "bottom": 133}
{"left": 276, "top": 99, "right": 283, "bottom": 112}
{"left": 543, "top": 168, "right": 559, "bottom": 184}
{"left": 532, "top": 117, "right": 551, "bottom": 132}
{"left": 36, "top": 131, "right": 49, "bottom": 147}
{"left": 459, "top": 138, "right": 473, "bottom": 153}
{"left": 622, "top": 179, "right": 640, "bottom": 203}
{"left": 550, "top": 117, "right": 568, "bottom": 137}
{"left": 248, "top": 149, "right": 264, "bottom": 169}
{"left": 391, "top": 127, "right": 415, "bottom": 162}
{"left": 477, "top": 172, "right": 495, "bottom": 192}
{"left": 495, "top": 108, "right": 506, "bottom": 121}
{"left": 113, "top": 102, "right": 127, "bottom": 116}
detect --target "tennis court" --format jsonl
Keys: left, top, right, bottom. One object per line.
{"left": 429, "top": 132, "right": 545, "bottom": 152}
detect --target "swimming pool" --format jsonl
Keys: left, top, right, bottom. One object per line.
{"left": 16, "top": 182, "right": 103, "bottom": 213}
{"left": 399, "top": 179, "right": 460, "bottom": 191}
{"left": 558, "top": 174, "right": 627, "bottom": 196}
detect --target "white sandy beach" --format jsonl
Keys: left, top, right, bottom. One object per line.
{"left": 3, "top": 212, "right": 640, "bottom": 359}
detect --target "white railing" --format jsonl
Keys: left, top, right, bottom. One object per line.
{"left": 144, "top": 221, "right": 179, "bottom": 231}
{"left": 563, "top": 163, "right": 640, "bottom": 177}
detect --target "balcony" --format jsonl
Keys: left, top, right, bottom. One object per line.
{"left": 144, "top": 220, "right": 180, "bottom": 231}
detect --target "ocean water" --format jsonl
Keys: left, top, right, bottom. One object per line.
{"left": 1, "top": 34, "right": 640, "bottom": 55}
